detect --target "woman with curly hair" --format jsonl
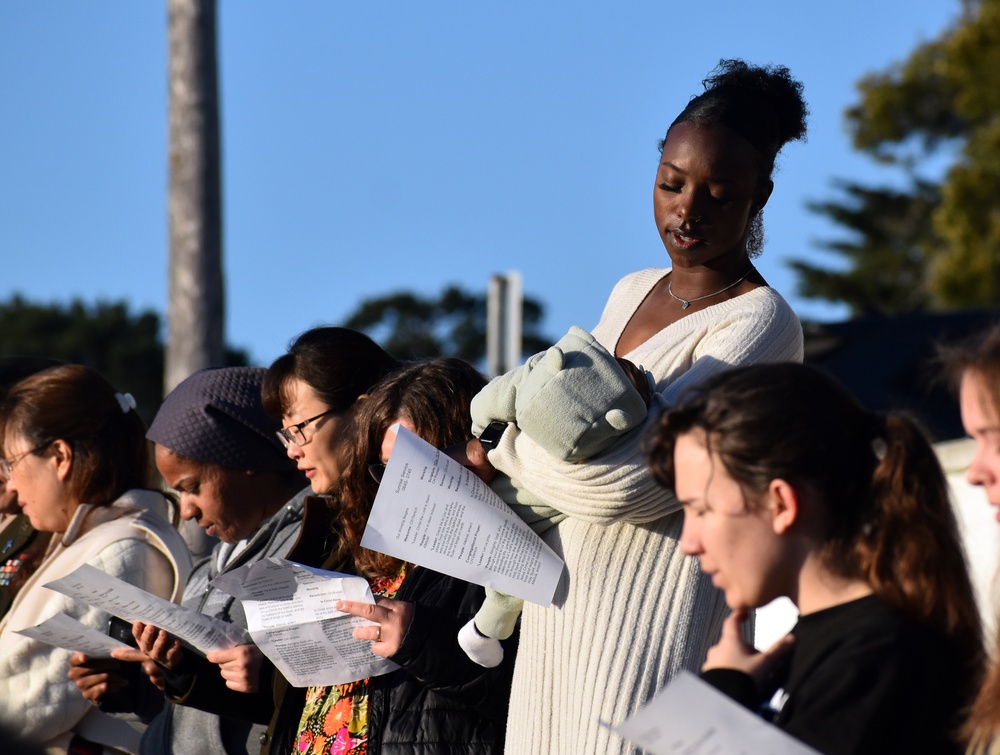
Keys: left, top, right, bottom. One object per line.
{"left": 463, "top": 59, "right": 808, "bottom": 753}
{"left": 264, "top": 357, "right": 515, "bottom": 755}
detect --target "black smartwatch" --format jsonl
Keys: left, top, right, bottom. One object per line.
{"left": 477, "top": 421, "right": 507, "bottom": 452}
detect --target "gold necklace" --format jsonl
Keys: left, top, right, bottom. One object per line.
{"left": 667, "top": 268, "right": 754, "bottom": 310}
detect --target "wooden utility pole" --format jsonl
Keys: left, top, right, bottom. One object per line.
{"left": 165, "top": 0, "right": 224, "bottom": 393}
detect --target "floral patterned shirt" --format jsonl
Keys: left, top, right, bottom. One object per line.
{"left": 295, "top": 565, "right": 408, "bottom": 755}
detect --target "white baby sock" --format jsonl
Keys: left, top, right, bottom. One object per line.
{"left": 458, "top": 618, "right": 504, "bottom": 668}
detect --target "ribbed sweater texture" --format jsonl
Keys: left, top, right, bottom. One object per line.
{"left": 492, "top": 268, "right": 803, "bottom": 754}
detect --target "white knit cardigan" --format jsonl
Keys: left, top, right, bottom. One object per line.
{"left": 492, "top": 269, "right": 803, "bottom": 755}
{"left": 0, "top": 489, "right": 192, "bottom": 754}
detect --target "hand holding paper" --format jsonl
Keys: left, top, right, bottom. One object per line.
{"left": 44, "top": 563, "right": 248, "bottom": 654}
{"left": 335, "top": 596, "right": 414, "bottom": 658}
{"left": 205, "top": 643, "right": 265, "bottom": 693}
{"left": 15, "top": 612, "right": 132, "bottom": 657}
{"left": 133, "top": 621, "right": 185, "bottom": 668}
{"left": 210, "top": 557, "right": 399, "bottom": 687}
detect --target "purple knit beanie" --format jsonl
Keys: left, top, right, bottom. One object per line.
{"left": 147, "top": 366, "right": 292, "bottom": 472}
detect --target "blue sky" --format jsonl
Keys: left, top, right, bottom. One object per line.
{"left": 0, "top": 1, "right": 961, "bottom": 368}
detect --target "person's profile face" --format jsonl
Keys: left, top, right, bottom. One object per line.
{"left": 961, "top": 371, "right": 1000, "bottom": 510}
{"left": 155, "top": 445, "right": 265, "bottom": 544}
{"left": 653, "top": 121, "right": 768, "bottom": 271}
{"left": 2, "top": 433, "right": 73, "bottom": 533}
{"left": 673, "top": 431, "right": 786, "bottom": 612}
{"left": 279, "top": 378, "right": 354, "bottom": 494}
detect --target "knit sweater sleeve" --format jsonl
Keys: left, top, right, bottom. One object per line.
{"left": 485, "top": 285, "right": 803, "bottom": 525}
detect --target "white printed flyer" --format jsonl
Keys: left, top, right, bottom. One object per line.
{"left": 360, "top": 426, "right": 564, "bottom": 606}
{"left": 211, "top": 557, "right": 398, "bottom": 687}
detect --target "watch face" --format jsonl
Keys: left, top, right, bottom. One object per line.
{"left": 478, "top": 421, "right": 507, "bottom": 451}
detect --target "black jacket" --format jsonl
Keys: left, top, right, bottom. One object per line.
{"left": 262, "top": 498, "right": 516, "bottom": 755}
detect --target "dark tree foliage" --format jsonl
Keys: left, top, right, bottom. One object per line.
{"left": 0, "top": 295, "right": 247, "bottom": 424}
{"left": 342, "top": 284, "right": 551, "bottom": 363}
{"left": 792, "top": 0, "right": 1000, "bottom": 312}
{"left": 791, "top": 180, "right": 941, "bottom": 315}
{"left": 846, "top": 36, "right": 966, "bottom": 165}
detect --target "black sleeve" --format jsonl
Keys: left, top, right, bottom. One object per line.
{"left": 97, "top": 661, "right": 166, "bottom": 721}
{"left": 776, "top": 647, "right": 927, "bottom": 755}
{"left": 773, "top": 633, "right": 967, "bottom": 755}
{"left": 699, "top": 668, "right": 762, "bottom": 711}
{"left": 161, "top": 652, "right": 276, "bottom": 725}
{"left": 390, "top": 577, "right": 516, "bottom": 724}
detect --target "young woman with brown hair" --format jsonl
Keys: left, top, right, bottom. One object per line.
{"left": 942, "top": 324, "right": 1000, "bottom": 753}
{"left": 647, "top": 362, "right": 982, "bottom": 754}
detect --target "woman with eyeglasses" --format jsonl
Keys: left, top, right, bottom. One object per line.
{"left": 263, "top": 327, "right": 400, "bottom": 496}
{"left": 0, "top": 364, "right": 192, "bottom": 754}
{"left": 67, "top": 366, "right": 312, "bottom": 755}
{"left": 0, "top": 356, "right": 63, "bottom": 623}
{"left": 262, "top": 357, "right": 516, "bottom": 755}
{"left": 78, "top": 332, "right": 398, "bottom": 755}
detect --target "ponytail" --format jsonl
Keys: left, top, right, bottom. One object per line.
{"left": 854, "top": 414, "right": 982, "bottom": 659}
{"left": 649, "top": 363, "right": 983, "bottom": 667}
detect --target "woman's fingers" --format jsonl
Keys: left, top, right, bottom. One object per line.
{"left": 444, "top": 438, "right": 497, "bottom": 482}
{"left": 141, "top": 659, "right": 167, "bottom": 690}
{"left": 67, "top": 653, "right": 127, "bottom": 703}
{"left": 132, "top": 622, "right": 184, "bottom": 668}
{"left": 337, "top": 597, "right": 415, "bottom": 658}
{"left": 703, "top": 609, "right": 755, "bottom": 672}
{"left": 109, "top": 647, "right": 149, "bottom": 663}
{"left": 337, "top": 599, "right": 380, "bottom": 621}
{"left": 205, "top": 644, "right": 263, "bottom": 693}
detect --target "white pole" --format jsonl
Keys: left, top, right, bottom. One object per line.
{"left": 486, "top": 272, "right": 523, "bottom": 377}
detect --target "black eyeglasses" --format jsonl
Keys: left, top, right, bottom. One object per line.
{"left": 276, "top": 410, "right": 336, "bottom": 448}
